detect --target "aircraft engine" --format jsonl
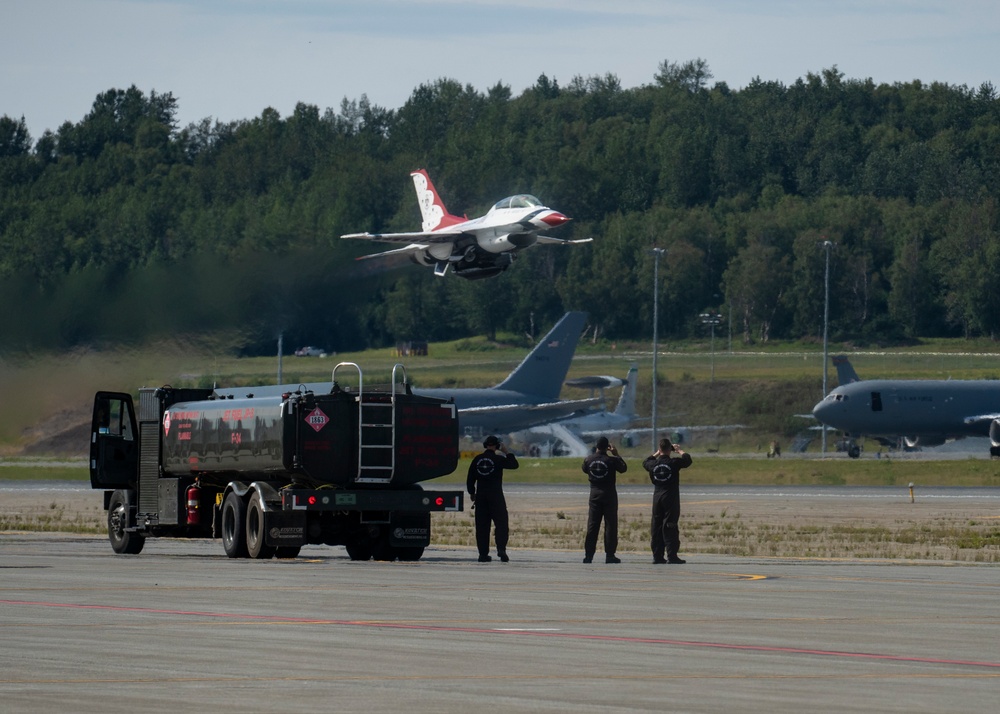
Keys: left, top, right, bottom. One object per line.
{"left": 903, "top": 435, "right": 946, "bottom": 449}
{"left": 449, "top": 246, "right": 514, "bottom": 280}
{"left": 989, "top": 419, "right": 1000, "bottom": 447}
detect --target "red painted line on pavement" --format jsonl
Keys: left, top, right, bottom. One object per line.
{"left": 3, "top": 598, "right": 998, "bottom": 670}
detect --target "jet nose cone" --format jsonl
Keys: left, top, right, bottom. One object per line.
{"left": 540, "top": 211, "right": 571, "bottom": 228}
{"left": 812, "top": 394, "right": 837, "bottom": 425}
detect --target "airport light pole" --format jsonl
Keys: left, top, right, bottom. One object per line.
{"left": 650, "top": 247, "right": 666, "bottom": 451}
{"left": 821, "top": 239, "right": 833, "bottom": 454}
{"left": 699, "top": 311, "right": 723, "bottom": 385}
{"left": 728, "top": 302, "right": 733, "bottom": 354}
{"left": 277, "top": 332, "right": 284, "bottom": 385}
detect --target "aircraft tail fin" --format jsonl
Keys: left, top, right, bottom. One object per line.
{"left": 495, "top": 312, "right": 588, "bottom": 400}
{"left": 832, "top": 355, "right": 861, "bottom": 385}
{"left": 411, "top": 169, "right": 466, "bottom": 232}
{"left": 614, "top": 364, "right": 639, "bottom": 417}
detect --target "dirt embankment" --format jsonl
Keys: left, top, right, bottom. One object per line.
{"left": 17, "top": 406, "right": 91, "bottom": 457}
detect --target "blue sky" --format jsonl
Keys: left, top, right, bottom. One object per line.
{"left": 3, "top": 0, "right": 999, "bottom": 139}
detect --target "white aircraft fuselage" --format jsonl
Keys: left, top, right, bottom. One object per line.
{"left": 342, "top": 170, "right": 589, "bottom": 279}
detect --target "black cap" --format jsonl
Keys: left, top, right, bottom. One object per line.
{"left": 596, "top": 436, "right": 610, "bottom": 451}
{"left": 483, "top": 435, "right": 500, "bottom": 448}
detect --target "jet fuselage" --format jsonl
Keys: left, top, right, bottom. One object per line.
{"left": 813, "top": 379, "right": 1000, "bottom": 442}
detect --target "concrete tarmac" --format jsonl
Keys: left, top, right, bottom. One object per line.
{"left": 2, "top": 533, "right": 999, "bottom": 713}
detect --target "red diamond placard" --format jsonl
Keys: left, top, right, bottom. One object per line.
{"left": 305, "top": 407, "right": 329, "bottom": 432}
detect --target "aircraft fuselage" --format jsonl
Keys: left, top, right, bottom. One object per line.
{"left": 813, "top": 379, "right": 1000, "bottom": 441}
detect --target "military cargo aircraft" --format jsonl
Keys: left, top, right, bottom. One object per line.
{"left": 512, "top": 365, "right": 640, "bottom": 457}
{"left": 341, "top": 169, "right": 590, "bottom": 279}
{"left": 812, "top": 355, "right": 1000, "bottom": 457}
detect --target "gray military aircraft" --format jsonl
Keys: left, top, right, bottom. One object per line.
{"left": 215, "top": 312, "right": 599, "bottom": 439}
{"left": 812, "top": 355, "right": 1000, "bottom": 457}
{"left": 413, "top": 311, "right": 598, "bottom": 437}
{"left": 510, "top": 365, "right": 638, "bottom": 457}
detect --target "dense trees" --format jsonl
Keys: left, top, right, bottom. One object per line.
{"left": 2, "top": 63, "right": 1000, "bottom": 354}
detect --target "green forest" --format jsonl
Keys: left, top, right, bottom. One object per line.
{"left": 2, "top": 59, "right": 1000, "bottom": 355}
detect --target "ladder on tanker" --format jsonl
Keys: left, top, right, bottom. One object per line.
{"left": 334, "top": 362, "right": 407, "bottom": 484}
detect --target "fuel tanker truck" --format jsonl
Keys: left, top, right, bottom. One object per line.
{"left": 89, "top": 363, "right": 464, "bottom": 560}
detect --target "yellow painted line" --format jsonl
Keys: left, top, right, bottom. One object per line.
{"left": 705, "top": 572, "right": 770, "bottom": 581}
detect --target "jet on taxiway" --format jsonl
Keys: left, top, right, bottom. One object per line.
{"left": 341, "top": 169, "right": 591, "bottom": 279}
{"left": 812, "top": 355, "right": 1000, "bottom": 457}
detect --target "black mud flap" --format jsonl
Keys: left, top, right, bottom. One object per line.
{"left": 263, "top": 510, "right": 308, "bottom": 547}
{"left": 388, "top": 511, "right": 432, "bottom": 548}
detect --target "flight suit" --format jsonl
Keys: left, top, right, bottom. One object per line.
{"left": 467, "top": 448, "right": 519, "bottom": 560}
{"left": 581, "top": 450, "right": 628, "bottom": 562}
{"left": 642, "top": 451, "right": 693, "bottom": 563}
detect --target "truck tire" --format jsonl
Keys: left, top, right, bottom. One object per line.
{"left": 246, "top": 492, "right": 277, "bottom": 560}
{"left": 221, "top": 492, "right": 249, "bottom": 558}
{"left": 107, "top": 490, "right": 145, "bottom": 555}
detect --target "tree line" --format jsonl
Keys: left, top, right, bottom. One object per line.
{"left": 2, "top": 60, "right": 1000, "bottom": 354}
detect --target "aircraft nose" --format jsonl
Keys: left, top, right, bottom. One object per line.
{"left": 812, "top": 395, "right": 835, "bottom": 424}
{"left": 540, "top": 211, "right": 571, "bottom": 228}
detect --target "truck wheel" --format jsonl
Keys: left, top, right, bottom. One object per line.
{"left": 246, "top": 492, "right": 277, "bottom": 559}
{"left": 221, "top": 492, "right": 249, "bottom": 558}
{"left": 107, "top": 490, "right": 144, "bottom": 555}
{"left": 274, "top": 546, "right": 301, "bottom": 559}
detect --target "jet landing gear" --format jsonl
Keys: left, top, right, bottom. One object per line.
{"left": 836, "top": 437, "right": 862, "bottom": 458}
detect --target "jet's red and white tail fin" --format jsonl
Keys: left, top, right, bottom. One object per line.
{"left": 411, "top": 169, "right": 465, "bottom": 232}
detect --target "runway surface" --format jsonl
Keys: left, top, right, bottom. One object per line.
{"left": 2, "top": 530, "right": 999, "bottom": 713}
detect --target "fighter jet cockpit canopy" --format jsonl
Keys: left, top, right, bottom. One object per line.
{"left": 493, "top": 194, "right": 543, "bottom": 210}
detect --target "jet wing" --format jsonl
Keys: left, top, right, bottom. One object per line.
{"left": 341, "top": 229, "right": 469, "bottom": 244}
{"left": 459, "top": 397, "right": 602, "bottom": 432}
{"left": 564, "top": 375, "right": 626, "bottom": 389}
{"left": 536, "top": 236, "right": 593, "bottom": 245}
{"left": 963, "top": 413, "right": 1000, "bottom": 425}
{"left": 350, "top": 243, "right": 430, "bottom": 261}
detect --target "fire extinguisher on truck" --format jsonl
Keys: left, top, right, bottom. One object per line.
{"left": 90, "top": 363, "right": 464, "bottom": 560}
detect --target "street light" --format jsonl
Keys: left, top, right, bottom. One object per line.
{"left": 699, "top": 311, "right": 722, "bottom": 384}
{"left": 821, "top": 239, "right": 833, "bottom": 454}
{"left": 649, "top": 247, "right": 666, "bottom": 450}
{"left": 277, "top": 331, "right": 284, "bottom": 384}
